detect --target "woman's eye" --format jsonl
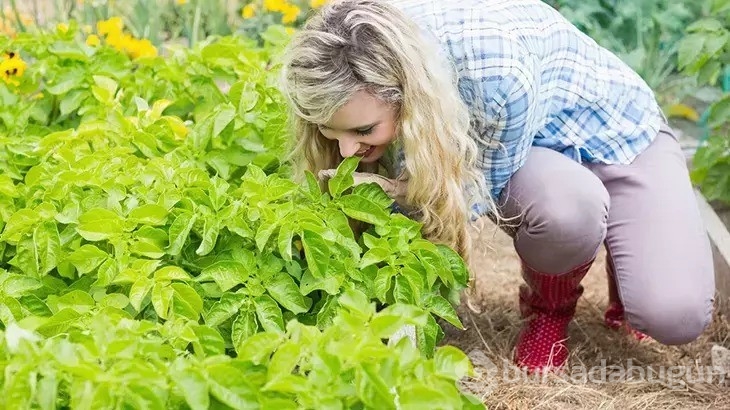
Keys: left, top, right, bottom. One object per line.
{"left": 356, "top": 127, "right": 374, "bottom": 136}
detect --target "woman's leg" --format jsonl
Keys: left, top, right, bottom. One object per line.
{"left": 496, "top": 146, "right": 610, "bottom": 373}
{"left": 586, "top": 125, "right": 715, "bottom": 345}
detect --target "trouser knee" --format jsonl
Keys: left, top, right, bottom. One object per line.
{"left": 628, "top": 294, "right": 713, "bottom": 345}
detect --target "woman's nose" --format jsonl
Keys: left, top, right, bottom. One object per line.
{"left": 339, "top": 138, "right": 361, "bottom": 158}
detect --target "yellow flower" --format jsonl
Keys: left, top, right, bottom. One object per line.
{"left": 57, "top": 23, "right": 69, "bottom": 33}
{"left": 242, "top": 4, "right": 256, "bottom": 19}
{"left": 97, "top": 17, "right": 124, "bottom": 37}
{"left": 105, "top": 31, "right": 133, "bottom": 52}
{"left": 176, "top": 0, "right": 187, "bottom": 4}
{"left": 0, "top": 52, "right": 27, "bottom": 85}
{"left": 281, "top": 4, "right": 300, "bottom": 24}
{"left": 86, "top": 34, "right": 100, "bottom": 47}
{"left": 263, "top": 0, "right": 285, "bottom": 12}
{"left": 129, "top": 38, "right": 157, "bottom": 59}
{"left": 310, "top": 0, "right": 327, "bottom": 8}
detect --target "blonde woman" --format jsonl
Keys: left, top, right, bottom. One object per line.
{"left": 279, "top": 0, "right": 715, "bottom": 374}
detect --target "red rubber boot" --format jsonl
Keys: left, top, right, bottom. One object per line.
{"left": 513, "top": 257, "right": 593, "bottom": 374}
{"left": 604, "top": 256, "right": 650, "bottom": 341}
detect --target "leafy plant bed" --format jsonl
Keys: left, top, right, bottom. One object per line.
{"left": 0, "top": 25, "right": 485, "bottom": 409}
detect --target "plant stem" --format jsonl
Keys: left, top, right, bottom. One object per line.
{"left": 8, "top": 0, "right": 26, "bottom": 33}
{"left": 191, "top": 1, "right": 201, "bottom": 47}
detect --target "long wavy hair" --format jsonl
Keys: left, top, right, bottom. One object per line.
{"left": 278, "top": 0, "right": 499, "bottom": 266}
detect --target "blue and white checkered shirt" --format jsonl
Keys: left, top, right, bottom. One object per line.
{"left": 390, "top": 0, "right": 666, "bottom": 217}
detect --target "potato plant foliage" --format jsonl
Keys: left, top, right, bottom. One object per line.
{"left": 0, "top": 25, "right": 485, "bottom": 409}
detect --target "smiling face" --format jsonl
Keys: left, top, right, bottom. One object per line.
{"left": 317, "top": 90, "right": 398, "bottom": 164}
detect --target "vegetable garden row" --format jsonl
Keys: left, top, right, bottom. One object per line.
{"left": 0, "top": 21, "right": 484, "bottom": 409}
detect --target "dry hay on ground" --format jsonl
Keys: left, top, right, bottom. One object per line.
{"left": 445, "top": 219, "right": 730, "bottom": 410}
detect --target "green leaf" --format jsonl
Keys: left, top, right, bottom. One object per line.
{"left": 154, "top": 266, "right": 191, "bottom": 282}
{"left": 438, "top": 245, "right": 469, "bottom": 287}
{"left": 276, "top": 223, "right": 295, "bottom": 262}
{"left": 398, "top": 382, "right": 462, "bottom": 410}
{"left": 129, "top": 204, "right": 169, "bottom": 226}
{"left": 708, "top": 94, "right": 730, "bottom": 129}
{"left": 338, "top": 288, "right": 374, "bottom": 319}
{"left": 254, "top": 295, "right": 285, "bottom": 333}
{"left": 66, "top": 244, "right": 109, "bottom": 275}
{"left": 35, "top": 308, "right": 81, "bottom": 337}
{"left": 1, "top": 274, "right": 43, "bottom": 297}
{"left": 236, "top": 332, "right": 284, "bottom": 364}
{"left": 316, "top": 295, "right": 339, "bottom": 328}
{"left": 328, "top": 156, "right": 359, "bottom": 197}
{"left": 46, "top": 289, "right": 95, "bottom": 313}
{"left": 60, "top": 91, "right": 87, "bottom": 116}
{"left": 416, "top": 314, "right": 442, "bottom": 358}
{"left": 393, "top": 275, "right": 416, "bottom": 305}
{"left": 255, "top": 220, "right": 278, "bottom": 252}
{"left": 374, "top": 266, "right": 395, "bottom": 301}
{"left": 426, "top": 294, "right": 463, "bottom": 329}
{"left": 338, "top": 194, "right": 391, "bottom": 226}
{"left": 206, "top": 362, "right": 258, "bottom": 409}
{"left": 369, "top": 304, "right": 428, "bottom": 338}
{"left": 353, "top": 182, "right": 393, "bottom": 209}
{"left": 299, "top": 268, "right": 341, "bottom": 296}
{"left": 171, "top": 283, "right": 204, "bottom": 320}
{"left": 77, "top": 208, "right": 124, "bottom": 241}
{"left": 201, "top": 260, "right": 249, "bottom": 292}
{"left": 205, "top": 292, "right": 247, "bottom": 326}
{"left": 266, "top": 272, "right": 310, "bottom": 314}
{"left": 678, "top": 33, "right": 706, "bottom": 71}
{"left": 266, "top": 342, "right": 302, "bottom": 383}
{"left": 46, "top": 75, "right": 84, "bottom": 95}
{"left": 300, "top": 229, "right": 330, "bottom": 278}
{"left": 170, "top": 359, "right": 210, "bottom": 410}
{"left": 129, "top": 276, "right": 154, "bottom": 311}
{"left": 434, "top": 345, "right": 473, "bottom": 380}
{"left": 36, "top": 370, "right": 59, "bottom": 410}
{"left": 196, "top": 215, "right": 219, "bottom": 256}
{"left": 167, "top": 212, "right": 197, "bottom": 256}
{"left": 191, "top": 325, "right": 226, "bottom": 357}
{"left": 232, "top": 310, "right": 259, "bottom": 347}
{"left": 356, "top": 363, "right": 396, "bottom": 410}
{"left": 151, "top": 282, "right": 174, "bottom": 319}
{"left": 33, "top": 221, "right": 61, "bottom": 277}
{"left": 124, "top": 384, "right": 166, "bottom": 410}
{"left": 359, "top": 247, "right": 390, "bottom": 269}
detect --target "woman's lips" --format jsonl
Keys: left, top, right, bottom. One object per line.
{"left": 358, "top": 146, "right": 375, "bottom": 157}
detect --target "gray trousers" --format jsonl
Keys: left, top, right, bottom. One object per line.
{"left": 495, "top": 124, "right": 715, "bottom": 345}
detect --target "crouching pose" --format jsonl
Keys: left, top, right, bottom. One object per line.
{"left": 279, "top": 0, "right": 716, "bottom": 373}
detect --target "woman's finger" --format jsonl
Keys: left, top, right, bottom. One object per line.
{"left": 317, "top": 169, "right": 336, "bottom": 180}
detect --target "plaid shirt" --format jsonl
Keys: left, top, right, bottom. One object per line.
{"left": 390, "top": 0, "right": 666, "bottom": 217}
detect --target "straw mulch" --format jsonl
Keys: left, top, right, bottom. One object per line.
{"left": 445, "top": 219, "right": 730, "bottom": 410}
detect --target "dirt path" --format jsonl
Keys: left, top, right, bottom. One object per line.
{"left": 445, "top": 219, "right": 730, "bottom": 410}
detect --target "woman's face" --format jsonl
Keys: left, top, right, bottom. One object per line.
{"left": 316, "top": 90, "right": 398, "bottom": 164}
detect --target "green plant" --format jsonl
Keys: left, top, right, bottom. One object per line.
{"left": 678, "top": 0, "right": 730, "bottom": 204}
{"left": 547, "top": 0, "right": 704, "bottom": 107}
{"left": 0, "top": 22, "right": 485, "bottom": 409}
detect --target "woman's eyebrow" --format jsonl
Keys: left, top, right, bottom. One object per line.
{"left": 320, "top": 122, "right": 378, "bottom": 131}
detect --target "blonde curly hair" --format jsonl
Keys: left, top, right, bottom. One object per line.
{"left": 278, "top": 0, "right": 498, "bottom": 265}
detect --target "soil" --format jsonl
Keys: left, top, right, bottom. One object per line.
{"left": 443, "top": 218, "right": 730, "bottom": 410}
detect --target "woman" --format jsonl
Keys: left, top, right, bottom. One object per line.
{"left": 279, "top": 0, "right": 716, "bottom": 373}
